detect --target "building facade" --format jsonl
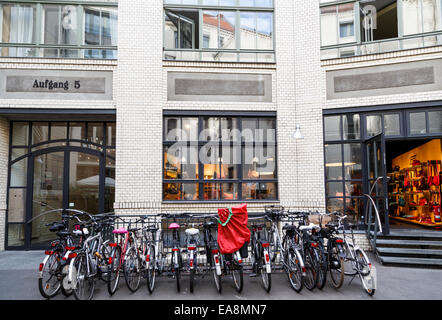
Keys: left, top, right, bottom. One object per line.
{"left": 1, "top": 0, "right": 442, "bottom": 251}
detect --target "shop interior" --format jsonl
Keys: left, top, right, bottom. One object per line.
{"left": 387, "top": 139, "right": 442, "bottom": 229}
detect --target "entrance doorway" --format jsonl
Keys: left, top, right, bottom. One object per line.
{"left": 29, "top": 148, "right": 104, "bottom": 248}
{"left": 386, "top": 139, "right": 442, "bottom": 230}
{"left": 6, "top": 121, "right": 116, "bottom": 250}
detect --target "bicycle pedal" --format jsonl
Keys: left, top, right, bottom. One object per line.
{"left": 249, "top": 273, "right": 258, "bottom": 278}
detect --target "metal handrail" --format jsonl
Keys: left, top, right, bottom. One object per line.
{"left": 364, "top": 176, "right": 388, "bottom": 255}
{"left": 321, "top": 30, "right": 442, "bottom": 59}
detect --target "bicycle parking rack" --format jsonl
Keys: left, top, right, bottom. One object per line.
{"left": 38, "top": 209, "right": 342, "bottom": 274}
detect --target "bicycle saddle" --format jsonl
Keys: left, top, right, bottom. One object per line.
{"left": 299, "top": 224, "right": 321, "bottom": 232}
{"left": 282, "top": 224, "right": 297, "bottom": 231}
{"left": 145, "top": 226, "right": 158, "bottom": 232}
{"left": 112, "top": 227, "right": 128, "bottom": 234}
{"left": 203, "top": 221, "right": 217, "bottom": 228}
{"left": 49, "top": 223, "right": 65, "bottom": 232}
{"left": 185, "top": 228, "right": 200, "bottom": 236}
{"left": 168, "top": 223, "right": 180, "bottom": 230}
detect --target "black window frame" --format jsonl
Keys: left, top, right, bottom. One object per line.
{"left": 162, "top": 111, "right": 278, "bottom": 202}
{"left": 5, "top": 120, "right": 116, "bottom": 250}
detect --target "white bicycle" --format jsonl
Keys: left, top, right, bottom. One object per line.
{"left": 339, "top": 214, "right": 377, "bottom": 296}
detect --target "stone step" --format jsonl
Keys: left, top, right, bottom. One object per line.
{"left": 377, "top": 247, "right": 442, "bottom": 257}
{"left": 379, "top": 256, "right": 442, "bottom": 268}
{"left": 376, "top": 239, "right": 442, "bottom": 247}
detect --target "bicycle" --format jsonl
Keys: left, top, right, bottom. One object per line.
{"left": 249, "top": 216, "right": 272, "bottom": 292}
{"left": 107, "top": 216, "right": 146, "bottom": 295}
{"left": 288, "top": 211, "right": 320, "bottom": 291}
{"left": 68, "top": 212, "right": 114, "bottom": 300}
{"left": 265, "top": 206, "right": 305, "bottom": 293}
{"left": 340, "top": 215, "right": 377, "bottom": 296}
{"left": 201, "top": 216, "right": 223, "bottom": 293}
{"left": 320, "top": 212, "right": 348, "bottom": 289}
{"left": 160, "top": 214, "right": 185, "bottom": 292}
{"left": 187, "top": 214, "right": 223, "bottom": 294}
{"left": 142, "top": 215, "right": 165, "bottom": 294}
{"left": 183, "top": 220, "right": 201, "bottom": 293}
{"left": 36, "top": 209, "right": 79, "bottom": 299}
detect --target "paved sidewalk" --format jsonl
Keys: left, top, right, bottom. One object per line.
{"left": 0, "top": 250, "right": 441, "bottom": 300}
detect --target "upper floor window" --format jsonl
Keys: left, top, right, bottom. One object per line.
{"left": 0, "top": 1, "right": 117, "bottom": 59}
{"left": 163, "top": 0, "right": 274, "bottom": 63}
{"left": 320, "top": 0, "right": 442, "bottom": 59}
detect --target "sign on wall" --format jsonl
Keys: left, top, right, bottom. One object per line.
{"left": 0, "top": 69, "right": 113, "bottom": 100}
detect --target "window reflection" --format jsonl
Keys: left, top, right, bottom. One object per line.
{"left": 429, "top": 111, "right": 442, "bottom": 133}
{"left": 163, "top": 116, "right": 277, "bottom": 201}
{"left": 32, "top": 122, "right": 49, "bottom": 145}
{"left": 324, "top": 116, "right": 341, "bottom": 141}
{"left": 343, "top": 114, "right": 360, "bottom": 140}
{"left": 163, "top": 2, "right": 274, "bottom": 62}
{"left": 410, "top": 112, "right": 427, "bottom": 135}
{"left": 343, "top": 143, "right": 362, "bottom": 180}
{"left": 1, "top": 4, "right": 36, "bottom": 57}
{"left": 242, "top": 182, "right": 276, "bottom": 200}
{"left": 325, "top": 144, "right": 342, "bottom": 180}
{"left": 366, "top": 115, "right": 382, "bottom": 137}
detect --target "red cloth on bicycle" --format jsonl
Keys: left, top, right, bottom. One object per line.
{"left": 217, "top": 203, "right": 251, "bottom": 254}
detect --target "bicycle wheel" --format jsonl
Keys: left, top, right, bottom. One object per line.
{"left": 175, "top": 267, "right": 181, "bottom": 292}
{"left": 172, "top": 250, "right": 181, "bottom": 292}
{"left": 123, "top": 245, "right": 141, "bottom": 292}
{"left": 329, "top": 244, "right": 345, "bottom": 289}
{"left": 38, "top": 254, "right": 62, "bottom": 299}
{"left": 269, "top": 231, "right": 278, "bottom": 263}
{"left": 232, "top": 263, "right": 243, "bottom": 293}
{"left": 355, "top": 249, "right": 375, "bottom": 296}
{"left": 107, "top": 245, "right": 122, "bottom": 295}
{"left": 212, "top": 255, "right": 222, "bottom": 294}
{"left": 72, "top": 252, "right": 95, "bottom": 300}
{"left": 285, "top": 248, "right": 303, "bottom": 293}
{"left": 61, "top": 286, "right": 73, "bottom": 297}
{"left": 189, "top": 269, "right": 195, "bottom": 293}
{"left": 146, "top": 245, "right": 156, "bottom": 294}
{"left": 302, "top": 249, "right": 317, "bottom": 291}
{"left": 260, "top": 253, "right": 271, "bottom": 293}
{"left": 316, "top": 244, "right": 328, "bottom": 290}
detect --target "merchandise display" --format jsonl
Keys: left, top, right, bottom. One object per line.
{"left": 389, "top": 159, "right": 442, "bottom": 227}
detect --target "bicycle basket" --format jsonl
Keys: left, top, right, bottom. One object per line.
{"left": 307, "top": 214, "right": 332, "bottom": 227}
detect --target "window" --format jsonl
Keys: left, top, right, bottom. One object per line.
{"left": 6, "top": 121, "right": 116, "bottom": 248}
{"left": 163, "top": 1, "right": 274, "bottom": 62}
{"left": 320, "top": 0, "right": 442, "bottom": 59}
{"left": 408, "top": 109, "right": 442, "bottom": 135}
{"left": 323, "top": 114, "right": 363, "bottom": 223}
{"left": 163, "top": 114, "right": 277, "bottom": 201}
{"left": 402, "top": 0, "right": 442, "bottom": 36}
{"left": 0, "top": 2, "right": 117, "bottom": 59}
{"left": 84, "top": 6, "right": 118, "bottom": 59}
{"left": 320, "top": 3, "right": 356, "bottom": 47}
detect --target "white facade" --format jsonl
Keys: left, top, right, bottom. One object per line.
{"left": 1, "top": 0, "right": 442, "bottom": 251}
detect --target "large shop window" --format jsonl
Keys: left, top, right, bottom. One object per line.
{"left": 0, "top": 2, "right": 117, "bottom": 59}
{"left": 163, "top": 1, "right": 274, "bottom": 62}
{"left": 6, "top": 121, "right": 116, "bottom": 249}
{"left": 163, "top": 115, "right": 277, "bottom": 201}
{"left": 324, "top": 114, "right": 363, "bottom": 223}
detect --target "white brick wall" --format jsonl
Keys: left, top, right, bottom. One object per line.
{"left": 0, "top": 117, "right": 9, "bottom": 251}
{"left": 4, "top": 0, "right": 442, "bottom": 253}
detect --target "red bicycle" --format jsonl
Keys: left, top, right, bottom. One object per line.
{"left": 107, "top": 217, "right": 146, "bottom": 295}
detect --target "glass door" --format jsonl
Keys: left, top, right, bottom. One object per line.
{"left": 28, "top": 149, "right": 105, "bottom": 249}
{"left": 30, "top": 152, "right": 65, "bottom": 247}
{"left": 365, "top": 133, "right": 389, "bottom": 234}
